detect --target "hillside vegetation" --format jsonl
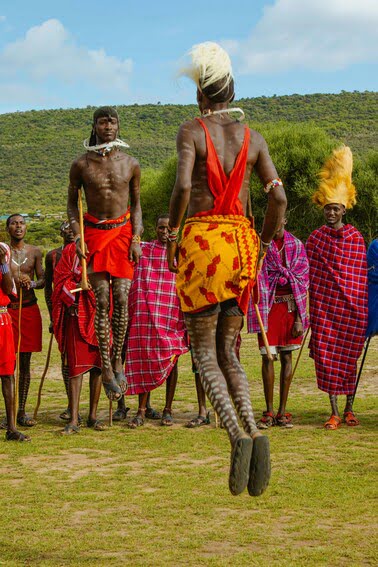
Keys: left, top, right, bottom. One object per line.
{"left": 0, "top": 91, "right": 376, "bottom": 246}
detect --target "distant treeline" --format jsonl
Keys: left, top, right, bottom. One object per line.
{"left": 0, "top": 91, "right": 377, "bottom": 247}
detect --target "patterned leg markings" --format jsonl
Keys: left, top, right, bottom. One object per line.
{"left": 92, "top": 282, "right": 122, "bottom": 401}
{"left": 111, "top": 279, "right": 131, "bottom": 393}
{"left": 18, "top": 352, "right": 32, "bottom": 413}
{"left": 93, "top": 284, "right": 112, "bottom": 371}
{"left": 185, "top": 314, "right": 242, "bottom": 443}
{"left": 16, "top": 352, "right": 36, "bottom": 426}
{"left": 216, "top": 314, "right": 271, "bottom": 497}
{"left": 184, "top": 312, "right": 254, "bottom": 495}
{"left": 216, "top": 314, "right": 258, "bottom": 436}
{"left": 61, "top": 359, "right": 70, "bottom": 399}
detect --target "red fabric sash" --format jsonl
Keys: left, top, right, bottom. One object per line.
{"left": 84, "top": 210, "right": 133, "bottom": 279}
{"left": 195, "top": 118, "right": 250, "bottom": 216}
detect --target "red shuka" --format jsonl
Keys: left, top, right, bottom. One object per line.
{"left": 84, "top": 212, "right": 134, "bottom": 279}
{"left": 9, "top": 303, "right": 42, "bottom": 353}
{"left": 0, "top": 278, "right": 15, "bottom": 375}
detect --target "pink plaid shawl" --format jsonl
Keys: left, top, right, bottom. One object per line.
{"left": 125, "top": 241, "right": 189, "bottom": 395}
{"left": 306, "top": 224, "right": 368, "bottom": 395}
{"left": 247, "top": 231, "right": 309, "bottom": 333}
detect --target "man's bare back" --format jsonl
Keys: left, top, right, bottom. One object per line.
{"left": 171, "top": 115, "right": 281, "bottom": 229}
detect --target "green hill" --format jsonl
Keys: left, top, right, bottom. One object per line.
{"left": 0, "top": 91, "right": 376, "bottom": 219}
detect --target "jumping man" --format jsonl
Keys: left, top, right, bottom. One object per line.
{"left": 168, "top": 42, "right": 287, "bottom": 496}
{"left": 67, "top": 106, "right": 143, "bottom": 401}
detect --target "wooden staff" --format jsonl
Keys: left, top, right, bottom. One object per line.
{"left": 353, "top": 335, "right": 372, "bottom": 402}
{"left": 72, "top": 188, "right": 89, "bottom": 293}
{"left": 254, "top": 303, "right": 273, "bottom": 361}
{"left": 33, "top": 333, "right": 54, "bottom": 420}
{"left": 14, "top": 287, "right": 22, "bottom": 422}
{"left": 109, "top": 400, "right": 113, "bottom": 427}
{"left": 291, "top": 326, "right": 310, "bottom": 380}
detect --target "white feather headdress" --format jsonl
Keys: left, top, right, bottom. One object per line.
{"left": 180, "top": 41, "right": 233, "bottom": 92}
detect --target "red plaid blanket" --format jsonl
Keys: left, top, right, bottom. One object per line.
{"left": 306, "top": 224, "right": 368, "bottom": 395}
{"left": 125, "top": 241, "right": 189, "bottom": 395}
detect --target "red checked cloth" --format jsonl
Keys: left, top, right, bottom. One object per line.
{"left": 306, "top": 224, "right": 368, "bottom": 395}
{"left": 125, "top": 240, "right": 189, "bottom": 395}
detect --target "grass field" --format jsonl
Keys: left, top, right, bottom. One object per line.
{"left": 0, "top": 298, "right": 377, "bottom": 566}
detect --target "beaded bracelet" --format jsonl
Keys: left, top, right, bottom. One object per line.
{"left": 30, "top": 281, "right": 37, "bottom": 289}
{"left": 264, "top": 178, "right": 283, "bottom": 193}
{"left": 168, "top": 225, "right": 180, "bottom": 234}
{"left": 260, "top": 239, "right": 271, "bottom": 247}
{"left": 74, "top": 234, "right": 81, "bottom": 243}
{"left": 0, "top": 263, "right": 9, "bottom": 275}
{"left": 167, "top": 233, "right": 178, "bottom": 242}
{"left": 132, "top": 235, "right": 141, "bottom": 244}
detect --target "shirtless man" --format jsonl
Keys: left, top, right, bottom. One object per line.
{"left": 168, "top": 42, "right": 286, "bottom": 496}
{"left": 67, "top": 107, "right": 143, "bottom": 401}
{"left": 45, "top": 221, "right": 75, "bottom": 419}
{"left": 6, "top": 214, "right": 45, "bottom": 428}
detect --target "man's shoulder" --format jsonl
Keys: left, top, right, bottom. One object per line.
{"left": 26, "top": 243, "right": 42, "bottom": 256}
{"left": 70, "top": 153, "right": 87, "bottom": 171}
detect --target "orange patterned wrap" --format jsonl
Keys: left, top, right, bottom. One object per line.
{"left": 176, "top": 215, "right": 260, "bottom": 314}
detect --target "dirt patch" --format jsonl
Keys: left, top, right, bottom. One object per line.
{"left": 20, "top": 449, "right": 120, "bottom": 480}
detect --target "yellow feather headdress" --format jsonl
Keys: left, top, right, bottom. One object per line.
{"left": 179, "top": 41, "right": 233, "bottom": 92}
{"left": 313, "top": 146, "right": 356, "bottom": 209}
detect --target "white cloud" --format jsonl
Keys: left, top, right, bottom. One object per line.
{"left": 0, "top": 19, "right": 133, "bottom": 92}
{"left": 231, "top": 0, "right": 378, "bottom": 74}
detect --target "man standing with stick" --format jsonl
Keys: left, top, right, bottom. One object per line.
{"left": 67, "top": 107, "right": 143, "bottom": 401}
{"left": 168, "top": 42, "right": 286, "bottom": 496}
{"left": 306, "top": 147, "right": 368, "bottom": 429}
{"left": 6, "top": 214, "right": 45, "bottom": 428}
{"left": 45, "top": 221, "right": 75, "bottom": 420}
{"left": 247, "top": 218, "right": 309, "bottom": 429}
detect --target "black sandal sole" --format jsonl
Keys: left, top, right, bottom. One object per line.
{"left": 229, "top": 434, "right": 253, "bottom": 496}
{"left": 248, "top": 435, "right": 271, "bottom": 497}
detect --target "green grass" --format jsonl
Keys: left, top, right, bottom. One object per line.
{"left": 0, "top": 297, "right": 377, "bottom": 566}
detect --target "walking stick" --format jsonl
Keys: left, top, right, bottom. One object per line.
{"left": 14, "top": 287, "right": 22, "bottom": 422}
{"left": 254, "top": 303, "right": 273, "bottom": 361}
{"left": 109, "top": 400, "right": 113, "bottom": 427}
{"left": 291, "top": 326, "right": 310, "bottom": 380}
{"left": 33, "top": 333, "right": 54, "bottom": 420}
{"left": 72, "top": 188, "right": 89, "bottom": 293}
{"left": 353, "top": 336, "right": 372, "bottom": 403}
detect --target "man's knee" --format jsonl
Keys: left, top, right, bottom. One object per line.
{"left": 217, "top": 344, "right": 238, "bottom": 368}
{"left": 95, "top": 290, "right": 110, "bottom": 312}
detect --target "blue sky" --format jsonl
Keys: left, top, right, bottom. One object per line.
{"left": 0, "top": 0, "right": 377, "bottom": 113}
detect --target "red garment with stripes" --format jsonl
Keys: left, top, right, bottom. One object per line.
{"left": 52, "top": 243, "right": 98, "bottom": 355}
{"left": 195, "top": 118, "right": 250, "bottom": 216}
{"left": 306, "top": 224, "right": 368, "bottom": 395}
{"left": 0, "top": 275, "right": 15, "bottom": 375}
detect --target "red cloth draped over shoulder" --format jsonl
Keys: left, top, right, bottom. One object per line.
{"left": 84, "top": 210, "right": 134, "bottom": 279}
{"left": 194, "top": 118, "right": 250, "bottom": 216}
